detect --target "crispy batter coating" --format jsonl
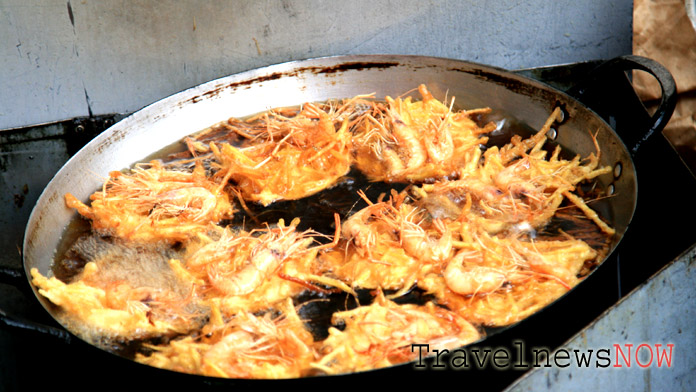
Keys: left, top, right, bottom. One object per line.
{"left": 180, "top": 219, "right": 329, "bottom": 315}
{"left": 415, "top": 110, "right": 612, "bottom": 236}
{"left": 65, "top": 160, "right": 235, "bottom": 243}
{"left": 137, "top": 299, "right": 316, "bottom": 379}
{"left": 34, "top": 86, "right": 615, "bottom": 379}
{"left": 210, "top": 103, "right": 353, "bottom": 206}
{"left": 352, "top": 84, "right": 494, "bottom": 183}
{"left": 322, "top": 191, "right": 453, "bottom": 297}
{"left": 31, "top": 263, "right": 204, "bottom": 342}
{"left": 418, "top": 225, "right": 597, "bottom": 326}
{"left": 312, "top": 292, "right": 481, "bottom": 375}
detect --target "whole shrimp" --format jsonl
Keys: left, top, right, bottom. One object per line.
{"left": 152, "top": 186, "right": 220, "bottom": 222}
{"left": 419, "top": 84, "right": 455, "bottom": 164}
{"left": 395, "top": 210, "right": 454, "bottom": 264}
{"left": 210, "top": 103, "right": 353, "bottom": 206}
{"left": 207, "top": 222, "right": 315, "bottom": 296}
{"left": 341, "top": 191, "right": 397, "bottom": 258}
{"left": 351, "top": 85, "right": 492, "bottom": 183}
{"left": 65, "top": 160, "right": 235, "bottom": 243}
{"left": 443, "top": 250, "right": 507, "bottom": 296}
{"left": 312, "top": 291, "right": 480, "bottom": 375}
{"left": 140, "top": 299, "right": 315, "bottom": 379}
{"left": 387, "top": 111, "right": 427, "bottom": 174}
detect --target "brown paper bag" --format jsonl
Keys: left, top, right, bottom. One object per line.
{"left": 633, "top": 0, "right": 696, "bottom": 172}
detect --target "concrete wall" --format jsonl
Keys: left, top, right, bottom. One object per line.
{"left": 0, "top": 0, "right": 633, "bottom": 130}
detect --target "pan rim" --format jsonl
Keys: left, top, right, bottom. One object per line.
{"left": 21, "top": 53, "right": 638, "bottom": 380}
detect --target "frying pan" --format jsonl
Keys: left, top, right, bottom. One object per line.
{"left": 13, "top": 54, "right": 677, "bottom": 389}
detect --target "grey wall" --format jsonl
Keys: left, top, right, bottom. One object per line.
{"left": 0, "top": 0, "right": 633, "bottom": 130}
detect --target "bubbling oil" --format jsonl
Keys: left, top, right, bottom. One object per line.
{"left": 54, "top": 100, "right": 614, "bottom": 285}
{"left": 50, "top": 99, "right": 614, "bottom": 360}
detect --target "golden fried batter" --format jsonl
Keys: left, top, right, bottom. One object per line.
{"left": 65, "top": 160, "right": 235, "bottom": 243}
{"left": 352, "top": 84, "right": 494, "bottom": 183}
{"left": 210, "top": 103, "right": 353, "bottom": 206}
{"left": 33, "top": 86, "right": 615, "bottom": 380}
{"left": 312, "top": 292, "right": 481, "bottom": 375}
{"left": 137, "top": 299, "right": 316, "bottom": 379}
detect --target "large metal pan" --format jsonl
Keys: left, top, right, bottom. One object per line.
{"left": 18, "top": 54, "right": 677, "bottom": 389}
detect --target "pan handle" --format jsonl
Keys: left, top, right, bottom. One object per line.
{"left": 0, "top": 266, "right": 25, "bottom": 287}
{"left": 567, "top": 55, "right": 677, "bottom": 156}
{"left": 0, "top": 309, "right": 73, "bottom": 344}
{"left": 0, "top": 266, "right": 72, "bottom": 344}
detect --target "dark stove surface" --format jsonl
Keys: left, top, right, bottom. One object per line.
{"left": 1, "top": 60, "right": 694, "bottom": 391}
